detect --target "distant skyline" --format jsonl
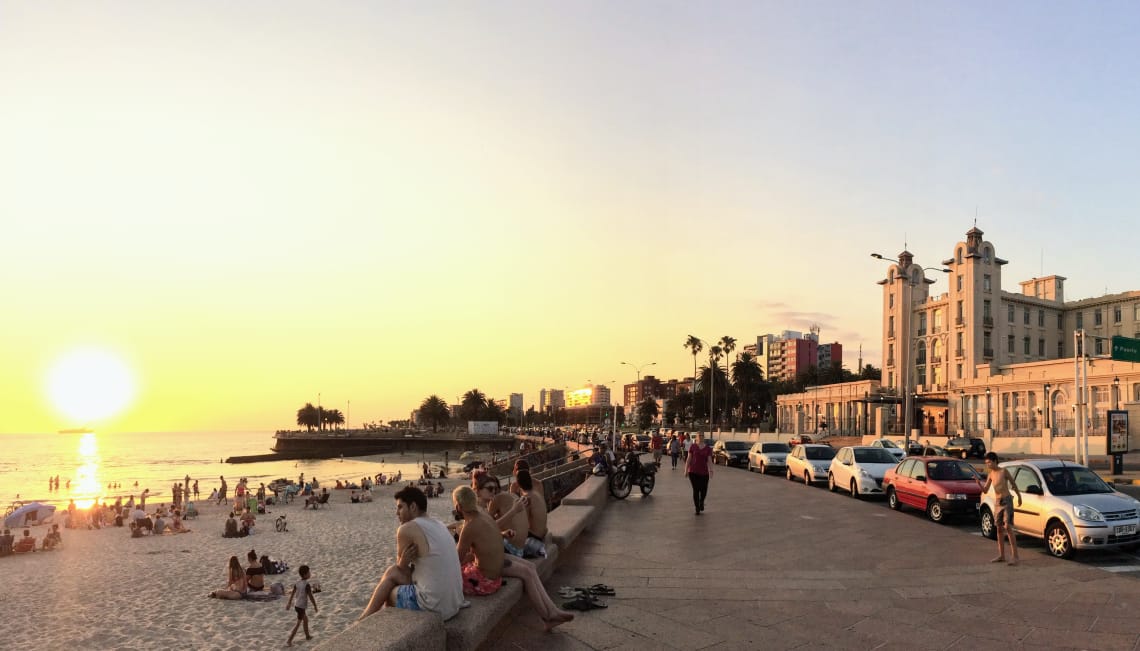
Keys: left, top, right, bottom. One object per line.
{"left": 4, "top": 3, "right": 1140, "bottom": 433}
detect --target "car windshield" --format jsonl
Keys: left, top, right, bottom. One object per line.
{"left": 762, "top": 443, "right": 790, "bottom": 453}
{"left": 725, "top": 442, "right": 749, "bottom": 451}
{"left": 1041, "top": 467, "right": 1114, "bottom": 496}
{"left": 854, "top": 449, "right": 899, "bottom": 464}
{"left": 947, "top": 438, "right": 969, "bottom": 446}
{"left": 805, "top": 447, "right": 837, "bottom": 460}
{"left": 926, "top": 460, "right": 978, "bottom": 481}
{"left": 877, "top": 440, "right": 900, "bottom": 449}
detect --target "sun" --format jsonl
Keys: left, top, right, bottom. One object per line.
{"left": 46, "top": 347, "right": 137, "bottom": 424}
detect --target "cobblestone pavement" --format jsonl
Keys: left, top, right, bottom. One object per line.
{"left": 482, "top": 458, "right": 1140, "bottom": 650}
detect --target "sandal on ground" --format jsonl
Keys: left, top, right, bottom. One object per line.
{"left": 561, "top": 595, "right": 607, "bottom": 611}
{"left": 588, "top": 584, "right": 615, "bottom": 596}
{"left": 558, "top": 587, "right": 583, "bottom": 599}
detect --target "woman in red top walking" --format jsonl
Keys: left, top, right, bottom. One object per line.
{"left": 685, "top": 432, "right": 714, "bottom": 514}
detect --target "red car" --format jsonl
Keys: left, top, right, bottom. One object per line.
{"left": 882, "top": 456, "right": 983, "bottom": 523}
{"left": 787, "top": 434, "right": 814, "bottom": 446}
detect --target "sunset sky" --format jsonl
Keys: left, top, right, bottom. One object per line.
{"left": 4, "top": 3, "right": 1140, "bottom": 433}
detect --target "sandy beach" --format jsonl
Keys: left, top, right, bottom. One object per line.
{"left": 0, "top": 476, "right": 471, "bottom": 650}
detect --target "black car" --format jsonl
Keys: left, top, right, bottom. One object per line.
{"left": 712, "top": 440, "right": 751, "bottom": 467}
{"left": 943, "top": 437, "right": 987, "bottom": 460}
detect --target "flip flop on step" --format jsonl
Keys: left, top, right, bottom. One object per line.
{"left": 587, "top": 584, "right": 615, "bottom": 596}
{"left": 558, "top": 587, "right": 584, "bottom": 599}
{"left": 561, "top": 595, "right": 608, "bottom": 611}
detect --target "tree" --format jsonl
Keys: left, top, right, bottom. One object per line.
{"left": 667, "top": 388, "right": 693, "bottom": 425}
{"left": 708, "top": 345, "right": 723, "bottom": 425}
{"left": 683, "top": 336, "right": 704, "bottom": 421}
{"left": 732, "top": 352, "right": 768, "bottom": 426}
{"left": 482, "top": 398, "right": 506, "bottom": 423}
{"left": 296, "top": 403, "right": 319, "bottom": 431}
{"left": 419, "top": 395, "right": 451, "bottom": 433}
{"left": 637, "top": 398, "right": 660, "bottom": 430}
{"left": 323, "top": 409, "right": 345, "bottom": 430}
{"left": 719, "top": 335, "right": 737, "bottom": 425}
{"left": 459, "top": 389, "right": 487, "bottom": 422}
{"left": 859, "top": 364, "right": 882, "bottom": 380}
{"left": 696, "top": 362, "right": 730, "bottom": 425}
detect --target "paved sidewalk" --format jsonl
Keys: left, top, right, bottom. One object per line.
{"left": 482, "top": 460, "right": 1140, "bottom": 650}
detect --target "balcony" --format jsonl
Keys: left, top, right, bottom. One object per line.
{"left": 955, "top": 316, "right": 964, "bottom": 326}
{"left": 982, "top": 316, "right": 994, "bottom": 327}
{"left": 886, "top": 357, "right": 895, "bottom": 366}
{"left": 983, "top": 348, "right": 994, "bottom": 359}
{"left": 932, "top": 326, "right": 941, "bottom": 334}
{"left": 917, "top": 328, "right": 927, "bottom": 336}
{"left": 955, "top": 348, "right": 965, "bottom": 357}
{"left": 887, "top": 329, "right": 895, "bottom": 339}
{"left": 931, "top": 355, "right": 942, "bottom": 364}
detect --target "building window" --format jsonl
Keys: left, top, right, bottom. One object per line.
{"left": 1038, "top": 338, "right": 1045, "bottom": 357}
{"left": 983, "top": 274, "right": 992, "bottom": 292}
{"left": 1077, "top": 312, "right": 1084, "bottom": 328}
{"left": 956, "top": 363, "right": 962, "bottom": 379}
{"left": 1058, "top": 341, "right": 1065, "bottom": 357}
{"left": 983, "top": 300, "right": 991, "bottom": 320}
{"left": 983, "top": 247, "right": 992, "bottom": 264}
{"left": 1023, "top": 308, "right": 1030, "bottom": 325}
{"left": 1023, "top": 337, "right": 1030, "bottom": 355}
{"left": 956, "top": 331, "right": 963, "bottom": 353}
{"left": 984, "top": 331, "right": 991, "bottom": 352}
{"left": 1007, "top": 335, "right": 1015, "bottom": 354}
{"left": 1038, "top": 310, "right": 1045, "bottom": 327}
{"left": 956, "top": 300, "right": 963, "bottom": 320}
{"left": 888, "top": 343, "right": 894, "bottom": 364}
{"left": 889, "top": 293, "right": 894, "bottom": 308}
{"left": 1008, "top": 304, "right": 1015, "bottom": 323}
{"left": 918, "top": 313, "right": 927, "bottom": 334}
{"left": 956, "top": 274, "right": 963, "bottom": 291}
{"left": 1058, "top": 313, "right": 1063, "bottom": 330}
{"left": 1095, "top": 338, "right": 1104, "bottom": 355}
{"left": 933, "top": 309, "right": 942, "bottom": 331}
{"left": 1095, "top": 309, "right": 1103, "bottom": 326}
{"left": 1115, "top": 305, "right": 1122, "bottom": 323}
{"left": 888, "top": 316, "right": 894, "bottom": 337}
{"left": 1135, "top": 304, "right": 1140, "bottom": 320}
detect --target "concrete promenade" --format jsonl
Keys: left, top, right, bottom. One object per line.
{"left": 483, "top": 458, "right": 1140, "bottom": 650}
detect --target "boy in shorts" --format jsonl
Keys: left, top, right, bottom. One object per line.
{"left": 977, "top": 452, "right": 1022, "bottom": 565}
{"left": 286, "top": 564, "right": 318, "bottom": 646}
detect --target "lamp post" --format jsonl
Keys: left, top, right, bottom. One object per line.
{"left": 871, "top": 253, "right": 950, "bottom": 447}
{"left": 1114, "top": 376, "right": 1121, "bottom": 410}
{"left": 985, "top": 387, "right": 992, "bottom": 430}
{"left": 1043, "top": 383, "right": 1051, "bottom": 429}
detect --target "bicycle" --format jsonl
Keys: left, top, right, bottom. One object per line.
{"left": 275, "top": 514, "right": 288, "bottom": 532}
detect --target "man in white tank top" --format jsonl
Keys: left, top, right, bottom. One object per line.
{"left": 359, "top": 486, "right": 465, "bottom": 621}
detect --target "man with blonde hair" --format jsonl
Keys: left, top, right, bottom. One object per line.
{"left": 452, "top": 486, "right": 503, "bottom": 596}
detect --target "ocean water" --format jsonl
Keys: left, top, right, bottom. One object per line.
{"left": 0, "top": 430, "right": 455, "bottom": 509}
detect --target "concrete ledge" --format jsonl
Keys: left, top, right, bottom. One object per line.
{"left": 534, "top": 542, "right": 559, "bottom": 582}
{"left": 313, "top": 607, "right": 444, "bottom": 651}
{"left": 547, "top": 504, "right": 596, "bottom": 549}
{"left": 560, "top": 475, "right": 608, "bottom": 509}
{"left": 443, "top": 578, "right": 523, "bottom": 650}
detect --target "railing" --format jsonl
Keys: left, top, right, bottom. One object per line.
{"left": 917, "top": 328, "right": 927, "bottom": 336}
{"left": 931, "top": 355, "right": 942, "bottom": 364}
{"left": 888, "top": 329, "right": 895, "bottom": 338}
{"left": 886, "top": 357, "right": 895, "bottom": 366}
{"left": 1052, "top": 417, "right": 1075, "bottom": 436}
{"left": 955, "top": 317, "right": 964, "bottom": 326}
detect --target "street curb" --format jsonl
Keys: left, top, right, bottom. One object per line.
{"left": 1109, "top": 477, "right": 1140, "bottom": 485}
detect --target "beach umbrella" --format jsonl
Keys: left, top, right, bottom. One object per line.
{"left": 459, "top": 451, "right": 474, "bottom": 460}
{"left": 3, "top": 502, "right": 56, "bottom": 529}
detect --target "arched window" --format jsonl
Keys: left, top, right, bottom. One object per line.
{"left": 983, "top": 246, "right": 992, "bottom": 264}
{"left": 956, "top": 247, "right": 963, "bottom": 264}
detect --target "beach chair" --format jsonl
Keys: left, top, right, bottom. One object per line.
{"left": 184, "top": 502, "right": 199, "bottom": 519}
{"left": 283, "top": 485, "right": 299, "bottom": 504}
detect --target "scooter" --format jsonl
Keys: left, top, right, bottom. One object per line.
{"left": 608, "top": 451, "right": 658, "bottom": 499}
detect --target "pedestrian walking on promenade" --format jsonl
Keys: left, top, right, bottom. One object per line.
{"left": 685, "top": 432, "right": 714, "bottom": 514}
{"left": 667, "top": 434, "right": 681, "bottom": 469}
{"left": 976, "top": 452, "right": 1022, "bottom": 565}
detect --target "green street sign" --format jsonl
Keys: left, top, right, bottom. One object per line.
{"left": 1112, "top": 335, "right": 1140, "bottom": 363}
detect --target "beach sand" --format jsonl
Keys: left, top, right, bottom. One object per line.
{"left": 0, "top": 477, "right": 470, "bottom": 649}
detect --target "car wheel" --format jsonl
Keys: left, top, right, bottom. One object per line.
{"left": 1046, "top": 521, "right": 1075, "bottom": 559}
{"left": 804, "top": 471, "right": 811, "bottom": 486}
{"left": 786, "top": 467, "right": 793, "bottom": 482}
{"left": 887, "top": 487, "right": 901, "bottom": 511}
{"left": 828, "top": 473, "right": 837, "bottom": 492}
{"left": 979, "top": 507, "right": 997, "bottom": 540}
{"left": 759, "top": 462, "right": 766, "bottom": 474}
{"left": 850, "top": 480, "right": 859, "bottom": 499}
{"left": 926, "top": 497, "right": 945, "bottom": 524}
{"left": 747, "top": 459, "right": 754, "bottom": 472}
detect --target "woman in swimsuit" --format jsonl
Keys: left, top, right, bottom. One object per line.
{"left": 245, "top": 550, "right": 266, "bottom": 591}
{"left": 210, "top": 556, "right": 248, "bottom": 599}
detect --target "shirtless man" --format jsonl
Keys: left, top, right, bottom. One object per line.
{"left": 977, "top": 452, "right": 1022, "bottom": 565}
{"left": 512, "top": 470, "right": 548, "bottom": 559}
{"left": 359, "top": 486, "right": 464, "bottom": 621}
{"left": 478, "top": 474, "right": 530, "bottom": 556}
{"left": 452, "top": 486, "right": 504, "bottom": 596}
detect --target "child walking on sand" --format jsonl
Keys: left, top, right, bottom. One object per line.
{"left": 286, "top": 565, "right": 318, "bottom": 646}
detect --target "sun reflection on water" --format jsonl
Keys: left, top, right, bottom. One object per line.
{"left": 73, "top": 433, "right": 102, "bottom": 508}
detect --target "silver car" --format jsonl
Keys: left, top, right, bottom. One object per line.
{"left": 869, "top": 438, "right": 907, "bottom": 461}
{"left": 786, "top": 444, "right": 837, "bottom": 485}
{"left": 747, "top": 441, "right": 790, "bottom": 474}
{"left": 979, "top": 459, "right": 1140, "bottom": 559}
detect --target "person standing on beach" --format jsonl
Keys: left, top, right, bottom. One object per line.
{"left": 217, "top": 476, "right": 228, "bottom": 505}
{"left": 685, "top": 432, "right": 714, "bottom": 515}
{"left": 286, "top": 564, "right": 318, "bottom": 646}
{"left": 976, "top": 452, "right": 1022, "bottom": 565}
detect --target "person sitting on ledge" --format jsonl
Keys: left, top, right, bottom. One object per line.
{"left": 452, "top": 486, "right": 503, "bottom": 597}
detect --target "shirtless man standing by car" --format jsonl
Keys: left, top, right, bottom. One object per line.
{"left": 977, "top": 452, "right": 1022, "bottom": 565}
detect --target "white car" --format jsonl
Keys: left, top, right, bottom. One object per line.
{"left": 786, "top": 444, "right": 837, "bottom": 485}
{"left": 869, "top": 438, "right": 907, "bottom": 461}
{"left": 747, "top": 441, "right": 791, "bottom": 474}
{"left": 979, "top": 459, "right": 1140, "bottom": 559}
{"left": 827, "top": 446, "right": 900, "bottom": 498}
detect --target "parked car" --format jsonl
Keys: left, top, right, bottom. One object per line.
{"left": 632, "top": 433, "right": 651, "bottom": 452}
{"left": 978, "top": 459, "right": 1140, "bottom": 559}
{"left": 827, "top": 446, "right": 901, "bottom": 498}
{"left": 748, "top": 441, "right": 791, "bottom": 474}
{"left": 882, "top": 456, "right": 984, "bottom": 523}
{"left": 786, "top": 444, "right": 837, "bottom": 485}
{"left": 869, "top": 438, "right": 907, "bottom": 461}
{"left": 712, "top": 440, "right": 751, "bottom": 467}
{"left": 943, "top": 437, "right": 987, "bottom": 460}
{"left": 787, "top": 434, "right": 814, "bottom": 446}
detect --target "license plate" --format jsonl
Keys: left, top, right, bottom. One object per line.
{"left": 1115, "top": 524, "right": 1137, "bottom": 535}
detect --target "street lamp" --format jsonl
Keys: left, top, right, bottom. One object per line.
{"left": 985, "top": 387, "right": 992, "bottom": 430}
{"left": 1043, "top": 383, "right": 1051, "bottom": 429}
{"left": 621, "top": 361, "right": 656, "bottom": 429}
{"left": 1114, "top": 376, "right": 1121, "bottom": 410}
{"left": 870, "top": 253, "right": 950, "bottom": 447}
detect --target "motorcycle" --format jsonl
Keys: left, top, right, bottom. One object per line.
{"left": 608, "top": 451, "right": 658, "bottom": 499}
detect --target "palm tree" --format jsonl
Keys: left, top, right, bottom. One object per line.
{"left": 683, "top": 336, "right": 703, "bottom": 421}
{"left": 296, "top": 403, "right": 320, "bottom": 432}
{"left": 419, "top": 395, "right": 451, "bottom": 432}
{"left": 460, "top": 389, "right": 487, "bottom": 422}
{"left": 708, "top": 345, "right": 722, "bottom": 426}
{"left": 732, "top": 352, "right": 766, "bottom": 426}
{"left": 482, "top": 398, "right": 506, "bottom": 423}
{"left": 719, "top": 336, "right": 736, "bottom": 426}
{"left": 324, "top": 409, "right": 345, "bottom": 430}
